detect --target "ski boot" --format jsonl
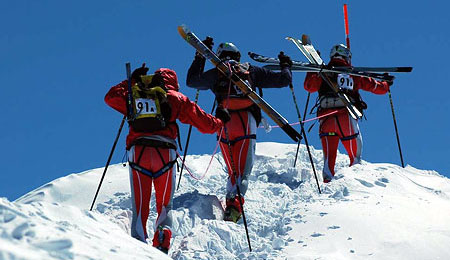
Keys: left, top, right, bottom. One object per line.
{"left": 322, "top": 172, "right": 332, "bottom": 183}
{"left": 152, "top": 225, "right": 172, "bottom": 254}
{"left": 223, "top": 197, "right": 244, "bottom": 223}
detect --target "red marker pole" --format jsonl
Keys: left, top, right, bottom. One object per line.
{"left": 343, "top": 4, "right": 350, "bottom": 49}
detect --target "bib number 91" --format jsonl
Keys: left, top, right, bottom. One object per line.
{"left": 135, "top": 98, "right": 157, "bottom": 115}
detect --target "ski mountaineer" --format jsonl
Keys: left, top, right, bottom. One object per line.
{"left": 186, "top": 38, "right": 293, "bottom": 223}
{"left": 104, "top": 66, "right": 230, "bottom": 254}
{"left": 304, "top": 44, "right": 393, "bottom": 183}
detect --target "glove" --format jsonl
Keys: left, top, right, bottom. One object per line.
{"left": 196, "top": 36, "right": 214, "bottom": 58}
{"left": 215, "top": 107, "right": 231, "bottom": 124}
{"left": 203, "top": 36, "right": 214, "bottom": 50}
{"left": 278, "top": 51, "right": 293, "bottom": 69}
{"left": 384, "top": 73, "right": 394, "bottom": 87}
{"left": 131, "top": 63, "right": 149, "bottom": 82}
{"left": 387, "top": 80, "right": 394, "bottom": 87}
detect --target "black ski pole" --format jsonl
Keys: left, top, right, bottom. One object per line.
{"left": 388, "top": 90, "right": 405, "bottom": 167}
{"left": 289, "top": 85, "right": 321, "bottom": 194}
{"left": 293, "top": 92, "right": 310, "bottom": 167}
{"left": 223, "top": 126, "right": 252, "bottom": 252}
{"left": 177, "top": 89, "right": 200, "bottom": 190}
{"left": 90, "top": 115, "right": 126, "bottom": 211}
{"left": 90, "top": 63, "right": 131, "bottom": 211}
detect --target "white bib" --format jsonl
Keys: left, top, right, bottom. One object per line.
{"left": 135, "top": 98, "right": 157, "bottom": 116}
{"left": 337, "top": 74, "right": 354, "bottom": 90}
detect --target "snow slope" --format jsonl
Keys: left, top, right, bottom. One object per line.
{"left": 1, "top": 142, "right": 449, "bottom": 259}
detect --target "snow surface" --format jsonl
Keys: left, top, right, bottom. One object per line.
{"left": 1, "top": 142, "right": 450, "bottom": 259}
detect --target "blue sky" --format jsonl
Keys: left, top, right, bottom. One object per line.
{"left": 1, "top": 0, "right": 449, "bottom": 200}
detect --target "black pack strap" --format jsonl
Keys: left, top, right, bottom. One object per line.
{"left": 129, "top": 159, "right": 177, "bottom": 179}
{"left": 219, "top": 134, "right": 256, "bottom": 146}
{"left": 258, "top": 86, "right": 263, "bottom": 98}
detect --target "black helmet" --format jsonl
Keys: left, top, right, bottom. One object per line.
{"left": 217, "top": 42, "right": 241, "bottom": 62}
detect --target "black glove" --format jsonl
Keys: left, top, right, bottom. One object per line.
{"left": 278, "top": 51, "right": 293, "bottom": 69}
{"left": 215, "top": 107, "right": 231, "bottom": 124}
{"left": 131, "top": 63, "right": 149, "bottom": 82}
{"left": 203, "top": 36, "right": 214, "bottom": 50}
{"left": 383, "top": 73, "right": 394, "bottom": 87}
{"left": 196, "top": 36, "right": 214, "bottom": 59}
{"left": 387, "top": 80, "right": 394, "bottom": 87}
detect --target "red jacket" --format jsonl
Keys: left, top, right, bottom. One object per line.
{"left": 105, "top": 68, "right": 223, "bottom": 148}
{"left": 304, "top": 58, "right": 390, "bottom": 95}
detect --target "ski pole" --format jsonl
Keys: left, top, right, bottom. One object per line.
{"left": 343, "top": 4, "right": 351, "bottom": 49}
{"left": 177, "top": 89, "right": 200, "bottom": 190}
{"left": 90, "top": 115, "right": 126, "bottom": 211}
{"left": 293, "top": 92, "right": 310, "bottom": 167}
{"left": 90, "top": 63, "right": 131, "bottom": 211}
{"left": 289, "top": 85, "right": 321, "bottom": 194}
{"left": 388, "top": 90, "right": 405, "bottom": 167}
{"left": 223, "top": 126, "right": 252, "bottom": 252}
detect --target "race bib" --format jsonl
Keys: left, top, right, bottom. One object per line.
{"left": 135, "top": 98, "right": 157, "bottom": 116}
{"left": 337, "top": 74, "right": 354, "bottom": 90}
{"left": 233, "top": 84, "right": 244, "bottom": 95}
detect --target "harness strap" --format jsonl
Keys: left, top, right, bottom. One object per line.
{"left": 341, "top": 132, "right": 359, "bottom": 141}
{"left": 219, "top": 134, "right": 256, "bottom": 146}
{"left": 319, "top": 132, "right": 359, "bottom": 141}
{"left": 319, "top": 132, "right": 338, "bottom": 138}
{"left": 236, "top": 112, "right": 247, "bottom": 134}
{"left": 129, "top": 159, "right": 177, "bottom": 179}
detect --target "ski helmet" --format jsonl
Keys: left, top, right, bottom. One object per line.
{"left": 330, "top": 44, "right": 351, "bottom": 62}
{"left": 217, "top": 42, "right": 241, "bottom": 62}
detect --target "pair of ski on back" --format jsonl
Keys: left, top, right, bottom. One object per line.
{"left": 178, "top": 25, "right": 302, "bottom": 143}
{"left": 250, "top": 35, "right": 412, "bottom": 120}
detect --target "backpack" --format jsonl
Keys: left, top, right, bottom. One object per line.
{"left": 128, "top": 74, "right": 172, "bottom": 133}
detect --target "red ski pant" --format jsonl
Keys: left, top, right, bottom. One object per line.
{"left": 128, "top": 144, "right": 176, "bottom": 242}
{"left": 319, "top": 109, "right": 362, "bottom": 181}
{"left": 219, "top": 110, "right": 256, "bottom": 205}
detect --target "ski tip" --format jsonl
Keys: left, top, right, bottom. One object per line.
{"left": 398, "top": 67, "right": 413, "bottom": 72}
{"left": 177, "top": 25, "right": 188, "bottom": 38}
{"left": 301, "top": 34, "right": 311, "bottom": 45}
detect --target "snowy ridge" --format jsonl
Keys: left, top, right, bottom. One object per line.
{"left": 1, "top": 142, "right": 450, "bottom": 259}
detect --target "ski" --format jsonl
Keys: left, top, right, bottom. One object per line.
{"left": 289, "top": 34, "right": 363, "bottom": 119}
{"left": 248, "top": 52, "right": 309, "bottom": 67}
{"left": 352, "top": 66, "right": 412, "bottom": 73}
{"left": 263, "top": 64, "right": 395, "bottom": 81}
{"left": 177, "top": 25, "right": 302, "bottom": 142}
{"left": 249, "top": 53, "right": 406, "bottom": 81}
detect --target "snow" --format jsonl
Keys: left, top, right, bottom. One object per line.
{"left": 1, "top": 142, "right": 450, "bottom": 259}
